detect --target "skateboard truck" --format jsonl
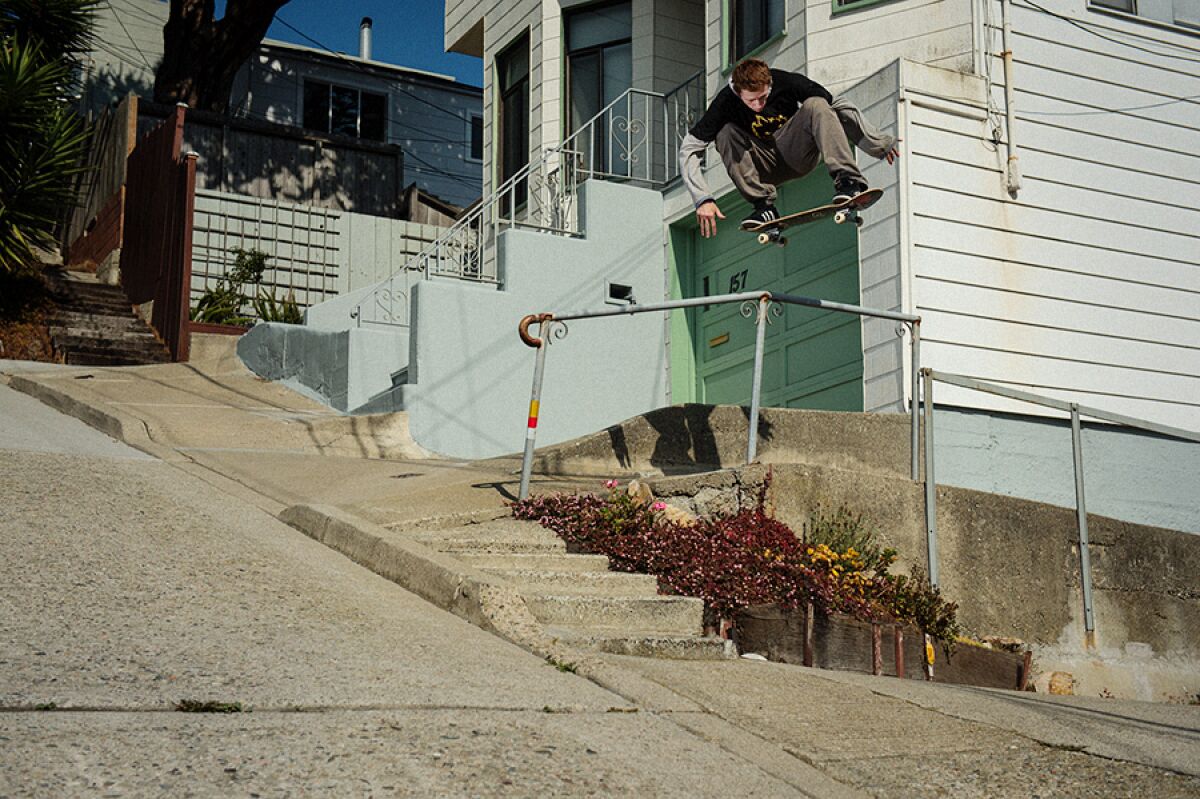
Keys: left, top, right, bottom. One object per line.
{"left": 756, "top": 227, "right": 788, "bottom": 247}
{"left": 833, "top": 207, "right": 866, "bottom": 227}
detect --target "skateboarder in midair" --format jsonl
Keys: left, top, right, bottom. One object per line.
{"left": 678, "top": 58, "right": 900, "bottom": 238}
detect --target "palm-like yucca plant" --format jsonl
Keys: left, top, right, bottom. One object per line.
{"left": 0, "top": 0, "right": 102, "bottom": 66}
{"left": 0, "top": 0, "right": 100, "bottom": 273}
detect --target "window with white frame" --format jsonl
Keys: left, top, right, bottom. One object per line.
{"left": 302, "top": 80, "right": 387, "bottom": 142}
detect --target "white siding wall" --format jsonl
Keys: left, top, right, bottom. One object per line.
{"left": 848, "top": 62, "right": 907, "bottom": 413}
{"left": 699, "top": 0, "right": 972, "bottom": 94}
{"left": 83, "top": 0, "right": 168, "bottom": 115}
{"left": 653, "top": 0, "right": 707, "bottom": 92}
{"left": 474, "top": 0, "right": 544, "bottom": 197}
{"left": 907, "top": 0, "right": 1200, "bottom": 431}
{"left": 471, "top": 0, "right": 707, "bottom": 200}
{"left": 805, "top": 0, "right": 974, "bottom": 93}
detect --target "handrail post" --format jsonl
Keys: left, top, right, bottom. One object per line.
{"left": 1071, "top": 404, "right": 1097, "bottom": 646}
{"left": 922, "top": 368, "right": 939, "bottom": 587}
{"left": 747, "top": 295, "right": 771, "bottom": 463}
{"left": 518, "top": 318, "right": 553, "bottom": 501}
{"left": 911, "top": 319, "right": 921, "bottom": 481}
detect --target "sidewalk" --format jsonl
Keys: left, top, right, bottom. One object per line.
{"left": 4, "top": 335, "right": 1199, "bottom": 797}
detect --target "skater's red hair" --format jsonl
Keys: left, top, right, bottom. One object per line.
{"left": 732, "top": 58, "right": 772, "bottom": 92}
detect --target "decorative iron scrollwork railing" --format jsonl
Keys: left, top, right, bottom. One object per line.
{"left": 352, "top": 72, "right": 704, "bottom": 328}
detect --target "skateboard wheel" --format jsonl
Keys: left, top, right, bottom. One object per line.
{"left": 834, "top": 210, "right": 849, "bottom": 225}
{"left": 778, "top": 237, "right": 788, "bottom": 247}
{"left": 757, "top": 232, "right": 770, "bottom": 245}
{"left": 854, "top": 216, "right": 864, "bottom": 228}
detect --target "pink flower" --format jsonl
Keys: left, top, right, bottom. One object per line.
{"left": 604, "top": 479, "right": 619, "bottom": 489}
{"left": 652, "top": 502, "right": 667, "bottom": 511}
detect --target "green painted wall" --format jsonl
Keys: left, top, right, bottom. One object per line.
{"left": 669, "top": 171, "right": 864, "bottom": 411}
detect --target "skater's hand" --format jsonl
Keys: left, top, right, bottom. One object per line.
{"left": 697, "top": 201, "right": 725, "bottom": 238}
{"left": 885, "top": 142, "right": 901, "bottom": 165}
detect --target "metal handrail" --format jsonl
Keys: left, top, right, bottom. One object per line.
{"left": 919, "top": 367, "right": 1200, "bottom": 646}
{"left": 350, "top": 72, "right": 705, "bottom": 328}
{"left": 515, "top": 290, "right": 922, "bottom": 499}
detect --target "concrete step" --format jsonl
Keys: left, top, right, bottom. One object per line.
{"left": 414, "top": 519, "right": 569, "bottom": 554}
{"left": 481, "top": 568, "right": 659, "bottom": 596}
{"left": 545, "top": 626, "right": 734, "bottom": 660}
{"left": 523, "top": 593, "right": 704, "bottom": 635}
{"left": 454, "top": 552, "right": 612, "bottom": 572}
{"left": 64, "top": 350, "right": 168, "bottom": 366}
{"left": 49, "top": 326, "right": 160, "bottom": 342}
{"left": 56, "top": 335, "right": 168, "bottom": 354}
{"left": 48, "top": 309, "right": 141, "bottom": 326}
{"left": 52, "top": 290, "right": 132, "bottom": 308}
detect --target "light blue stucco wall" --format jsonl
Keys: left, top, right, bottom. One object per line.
{"left": 402, "top": 180, "right": 670, "bottom": 459}
{"left": 237, "top": 323, "right": 408, "bottom": 413}
{"left": 933, "top": 407, "right": 1200, "bottom": 535}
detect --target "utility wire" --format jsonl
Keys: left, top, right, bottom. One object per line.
{"left": 222, "top": 104, "right": 480, "bottom": 189}
{"left": 272, "top": 16, "right": 482, "bottom": 128}
{"left": 105, "top": 0, "right": 154, "bottom": 70}
{"left": 109, "top": 0, "right": 166, "bottom": 26}
{"left": 1019, "top": 93, "right": 1200, "bottom": 116}
{"left": 1016, "top": 0, "right": 1200, "bottom": 64}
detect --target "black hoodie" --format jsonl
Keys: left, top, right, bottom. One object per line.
{"left": 688, "top": 68, "right": 833, "bottom": 143}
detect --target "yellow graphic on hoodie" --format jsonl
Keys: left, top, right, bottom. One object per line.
{"left": 751, "top": 113, "right": 788, "bottom": 139}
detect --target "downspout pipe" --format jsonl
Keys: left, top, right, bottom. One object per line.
{"left": 1000, "top": 0, "right": 1023, "bottom": 196}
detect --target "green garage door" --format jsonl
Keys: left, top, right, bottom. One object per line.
{"left": 675, "top": 172, "right": 864, "bottom": 411}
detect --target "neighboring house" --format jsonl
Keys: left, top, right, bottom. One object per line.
{"left": 81, "top": 3, "right": 483, "bottom": 209}
{"left": 72, "top": 4, "right": 485, "bottom": 324}
{"left": 229, "top": 28, "right": 483, "bottom": 209}
{"left": 252, "top": 1, "right": 1200, "bottom": 537}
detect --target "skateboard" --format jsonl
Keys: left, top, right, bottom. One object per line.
{"left": 742, "top": 188, "right": 884, "bottom": 246}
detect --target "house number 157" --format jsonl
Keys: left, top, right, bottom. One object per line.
{"left": 729, "top": 269, "right": 748, "bottom": 293}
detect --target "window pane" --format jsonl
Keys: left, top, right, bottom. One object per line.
{"left": 768, "top": 0, "right": 785, "bottom": 33}
{"left": 303, "top": 80, "right": 329, "bottom": 132}
{"left": 567, "top": 2, "right": 632, "bottom": 52}
{"left": 331, "top": 85, "right": 358, "bottom": 137}
{"left": 470, "top": 115, "right": 483, "bottom": 160}
{"left": 602, "top": 41, "right": 632, "bottom": 107}
{"left": 500, "top": 38, "right": 529, "bottom": 90}
{"left": 569, "top": 50, "right": 603, "bottom": 133}
{"left": 360, "top": 91, "right": 386, "bottom": 141}
{"left": 499, "top": 33, "right": 531, "bottom": 209}
{"left": 1090, "top": 0, "right": 1135, "bottom": 9}
{"left": 734, "top": 0, "right": 784, "bottom": 57}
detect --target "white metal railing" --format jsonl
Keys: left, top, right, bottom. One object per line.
{"left": 919, "top": 368, "right": 1200, "bottom": 644}
{"left": 351, "top": 72, "right": 704, "bottom": 328}
{"left": 515, "top": 291, "right": 922, "bottom": 499}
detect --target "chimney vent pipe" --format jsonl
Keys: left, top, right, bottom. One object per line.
{"left": 359, "top": 17, "right": 373, "bottom": 61}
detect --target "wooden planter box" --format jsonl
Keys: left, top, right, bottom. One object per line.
{"left": 733, "top": 604, "right": 1031, "bottom": 690}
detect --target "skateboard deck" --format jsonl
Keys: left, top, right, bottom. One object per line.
{"left": 743, "top": 188, "right": 884, "bottom": 246}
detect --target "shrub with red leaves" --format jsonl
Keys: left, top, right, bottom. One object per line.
{"left": 511, "top": 485, "right": 961, "bottom": 643}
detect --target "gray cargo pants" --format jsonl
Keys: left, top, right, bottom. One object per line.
{"left": 715, "top": 96, "right": 863, "bottom": 207}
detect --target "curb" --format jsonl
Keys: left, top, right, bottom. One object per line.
{"left": 280, "top": 504, "right": 551, "bottom": 650}
{"left": 7, "top": 373, "right": 182, "bottom": 462}
{"left": 278, "top": 504, "right": 711, "bottom": 713}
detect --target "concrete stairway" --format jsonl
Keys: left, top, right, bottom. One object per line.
{"left": 46, "top": 270, "right": 171, "bottom": 366}
{"left": 413, "top": 518, "right": 732, "bottom": 660}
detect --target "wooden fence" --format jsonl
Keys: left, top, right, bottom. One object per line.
{"left": 63, "top": 95, "right": 138, "bottom": 268}
{"left": 121, "top": 105, "right": 196, "bottom": 362}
